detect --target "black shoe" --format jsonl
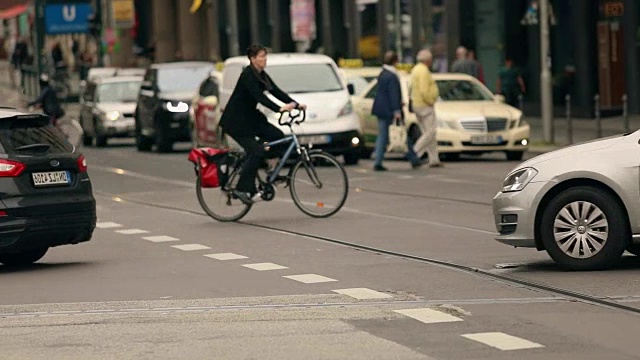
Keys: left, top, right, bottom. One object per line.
{"left": 411, "top": 161, "right": 423, "bottom": 169}
{"left": 374, "top": 165, "right": 388, "bottom": 171}
{"left": 232, "top": 190, "right": 255, "bottom": 205}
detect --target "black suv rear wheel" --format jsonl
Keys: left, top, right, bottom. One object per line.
{"left": 0, "top": 248, "right": 49, "bottom": 267}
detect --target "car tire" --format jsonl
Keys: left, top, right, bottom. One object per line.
{"left": 626, "top": 245, "right": 640, "bottom": 256}
{"left": 135, "top": 120, "right": 153, "bottom": 152}
{"left": 95, "top": 134, "right": 108, "bottom": 147}
{"left": 506, "top": 151, "right": 524, "bottom": 161}
{"left": 95, "top": 121, "right": 108, "bottom": 147}
{"left": 0, "top": 248, "right": 49, "bottom": 267}
{"left": 540, "top": 186, "right": 629, "bottom": 271}
{"left": 360, "top": 147, "right": 373, "bottom": 159}
{"left": 82, "top": 133, "right": 93, "bottom": 147}
{"left": 408, "top": 124, "right": 421, "bottom": 143}
{"left": 343, "top": 152, "right": 359, "bottom": 165}
{"left": 156, "top": 126, "right": 173, "bottom": 153}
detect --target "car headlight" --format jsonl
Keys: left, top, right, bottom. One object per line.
{"left": 105, "top": 111, "right": 120, "bottom": 121}
{"left": 437, "top": 119, "right": 456, "bottom": 129}
{"left": 338, "top": 101, "right": 353, "bottom": 117}
{"left": 164, "top": 101, "right": 189, "bottom": 113}
{"left": 502, "top": 168, "right": 538, "bottom": 193}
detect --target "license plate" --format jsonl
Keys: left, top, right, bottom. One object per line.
{"left": 32, "top": 171, "right": 71, "bottom": 186}
{"left": 300, "top": 135, "right": 330, "bottom": 145}
{"left": 471, "top": 135, "right": 502, "bottom": 144}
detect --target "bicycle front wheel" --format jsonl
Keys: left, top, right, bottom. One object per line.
{"left": 289, "top": 151, "right": 348, "bottom": 218}
{"left": 196, "top": 175, "right": 251, "bottom": 222}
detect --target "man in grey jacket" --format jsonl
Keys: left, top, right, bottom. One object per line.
{"left": 451, "top": 46, "right": 479, "bottom": 79}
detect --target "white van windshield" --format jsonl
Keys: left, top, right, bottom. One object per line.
{"left": 266, "top": 64, "right": 343, "bottom": 93}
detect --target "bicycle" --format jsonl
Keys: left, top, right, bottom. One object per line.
{"left": 195, "top": 109, "right": 349, "bottom": 222}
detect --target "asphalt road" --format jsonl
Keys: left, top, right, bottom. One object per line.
{"left": 2, "top": 129, "right": 640, "bottom": 359}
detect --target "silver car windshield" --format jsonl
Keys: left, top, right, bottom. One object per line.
{"left": 97, "top": 81, "right": 142, "bottom": 103}
{"left": 436, "top": 80, "right": 493, "bottom": 101}
{"left": 157, "top": 66, "right": 213, "bottom": 93}
{"left": 266, "top": 64, "right": 343, "bottom": 93}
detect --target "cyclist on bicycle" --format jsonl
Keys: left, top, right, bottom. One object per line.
{"left": 219, "top": 43, "right": 306, "bottom": 205}
{"left": 28, "top": 74, "right": 65, "bottom": 125}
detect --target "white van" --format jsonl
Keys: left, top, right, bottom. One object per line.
{"left": 220, "top": 53, "right": 364, "bottom": 165}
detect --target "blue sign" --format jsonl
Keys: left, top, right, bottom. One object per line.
{"left": 45, "top": 4, "right": 93, "bottom": 34}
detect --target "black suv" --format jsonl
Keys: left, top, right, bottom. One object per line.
{"left": 0, "top": 110, "right": 96, "bottom": 266}
{"left": 135, "top": 62, "right": 214, "bottom": 152}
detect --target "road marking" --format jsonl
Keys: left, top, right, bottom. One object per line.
{"left": 116, "top": 229, "right": 149, "bottom": 235}
{"left": 332, "top": 288, "right": 393, "bottom": 300}
{"left": 96, "top": 222, "right": 122, "bottom": 229}
{"left": 242, "top": 263, "right": 288, "bottom": 271}
{"left": 283, "top": 274, "right": 338, "bottom": 284}
{"left": 143, "top": 235, "right": 180, "bottom": 243}
{"left": 204, "top": 253, "right": 248, "bottom": 260}
{"left": 394, "top": 308, "right": 463, "bottom": 324}
{"left": 171, "top": 244, "right": 211, "bottom": 251}
{"left": 461, "top": 332, "right": 544, "bottom": 351}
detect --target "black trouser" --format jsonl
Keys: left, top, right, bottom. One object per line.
{"left": 227, "top": 122, "right": 285, "bottom": 194}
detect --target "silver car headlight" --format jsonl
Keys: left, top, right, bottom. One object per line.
{"left": 105, "top": 111, "right": 120, "bottom": 121}
{"left": 502, "top": 167, "right": 538, "bottom": 192}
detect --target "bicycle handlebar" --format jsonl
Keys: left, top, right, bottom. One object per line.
{"left": 277, "top": 108, "right": 306, "bottom": 127}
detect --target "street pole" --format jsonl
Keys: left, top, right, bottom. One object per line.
{"left": 95, "top": 0, "right": 104, "bottom": 67}
{"left": 540, "top": 0, "right": 553, "bottom": 143}
{"left": 394, "top": 0, "right": 402, "bottom": 61}
{"left": 226, "top": 0, "right": 240, "bottom": 57}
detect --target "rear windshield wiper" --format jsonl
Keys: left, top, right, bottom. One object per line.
{"left": 15, "top": 143, "right": 51, "bottom": 151}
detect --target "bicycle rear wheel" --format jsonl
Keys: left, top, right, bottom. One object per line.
{"left": 289, "top": 151, "right": 348, "bottom": 218}
{"left": 196, "top": 167, "right": 251, "bottom": 222}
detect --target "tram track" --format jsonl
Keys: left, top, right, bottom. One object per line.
{"left": 96, "top": 190, "right": 640, "bottom": 317}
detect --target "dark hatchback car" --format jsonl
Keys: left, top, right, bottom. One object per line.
{"left": 0, "top": 110, "right": 96, "bottom": 266}
{"left": 135, "top": 61, "right": 214, "bottom": 152}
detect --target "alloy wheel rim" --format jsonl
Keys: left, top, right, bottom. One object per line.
{"left": 553, "top": 201, "right": 609, "bottom": 259}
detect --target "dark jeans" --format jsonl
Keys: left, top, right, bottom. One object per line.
{"left": 227, "top": 122, "right": 285, "bottom": 194}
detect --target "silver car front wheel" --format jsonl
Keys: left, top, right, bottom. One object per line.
{"left": 541, "top": 186, "right": 628, "bottom": 271}
{"left": 553, "top": 201, "right": 608, "bottom": 259}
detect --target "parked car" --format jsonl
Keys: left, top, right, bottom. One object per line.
{"left": 354, "top": 72, "right": 530, "bottom": 161}
{"left": 135, "top": 61, "right": 215, "bottom": 152}
{"left": 217, "top": 53, "right": 363, "bottom": 165}
{"left": 340, "top": 66, "right": 381, "bottom": 97}
{"left": 493, "top": 132, "right": 640, "bottom": 270}
{"left": 79, "top": 75, "right": 143, "bottom": 147}
{"left": 0, "top": 109, "right": 96, "bottom": 266}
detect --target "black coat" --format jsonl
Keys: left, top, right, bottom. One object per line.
{"left": 219, "top": 65, "right": 296, "bottom": 137}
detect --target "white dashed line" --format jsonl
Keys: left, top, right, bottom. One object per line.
{"left": 171, "top": 244, "right": 212, "bottom": 251}
{"left": 143, "top": 236, "right": 180, "bottom": 243}
{"left": 96, "top": 222, "right": 122, "bottom": 229}
{"left": 204, "top": 253, "right": 248, "bottom": 260}
{"left": 242, "top": 263, "right": 289, "bottom": 271}
{"left": 332, "top": 288, "right": 392, "bottom": 300}
{"left": 116, "top": 229, "right": 149, "bottom": 235}
{"left": 462, "top": 332, "right": 544, "bottom": 351}
{"left": 283, "top": 274, "right": 338, "bottom": 284}
{"left": 394, "top": 308, "right": 463, "bottom": 324}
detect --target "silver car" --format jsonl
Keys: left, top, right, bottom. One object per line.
{"left": 79, "top": 76, "right": 143, "bottom": 147}
{"left": 493, "top": 132, "right": 640, "bottom": 271}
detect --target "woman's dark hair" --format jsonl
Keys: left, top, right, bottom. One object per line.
{"left": 247, "top": 44, "right": 267, "bottom": 59}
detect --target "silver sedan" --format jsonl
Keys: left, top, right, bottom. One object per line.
{"left": 493, "top": 132, "right": 640, "bottom": 270}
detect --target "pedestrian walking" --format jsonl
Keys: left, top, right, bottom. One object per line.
{"left": 410, "top": 49, "right": 442, "bottom": 168}
{"left": 451, "top": 46, "right": 479, "bottom": 79}
{"left": 496, "top": 57, "right": 526, "bottom": 108}
{"left": 371, "top": 51, "right": 422, "bottom": 171}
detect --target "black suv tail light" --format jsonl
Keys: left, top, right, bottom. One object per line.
{"left": 77, "top": 155, "right": 87, "bottom": 173}
{"left": 0, "top": 159, "right": 25, "bottom": 177}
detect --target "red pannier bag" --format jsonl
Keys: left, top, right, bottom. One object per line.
{"left": 188, "top": 147, "right": 231, "bottom": 188}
